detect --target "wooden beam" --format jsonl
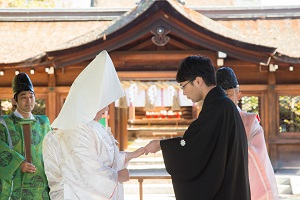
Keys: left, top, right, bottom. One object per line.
{"left": 128, "top": 40, "right": 153, "bottom": 51}
{"left": 110, "top": 50, "right": 216, "bottom": 62}
{"left": 117, "top": 71, "right": 177, "bottom": 80}
{"left": 168, "top": 39, "right": 193, "bottom": 50}
{"left": 274, "top": 85, "right": 300, "bottom": 91}
{"left": 239, "top": 85, "right": 268, "bottom": 91}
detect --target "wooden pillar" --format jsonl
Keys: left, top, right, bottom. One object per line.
{"left": 261, "top": 91, "right": 268, "bottom": 150}
{"left": 138, "top": 179, "right": 144, "bottom": 200}
{"left": 267, "top": 72, "right": 278, "bottom": 169}
{"left": 120, "top": 107, "right": 128, "bottom": 151}
{"left": 115, "top": 107, "right": 128, "bottom": 151}
{"left": 47, "top": 73, "right": 56, "bottom": 123}
{"left": 47, "top": 88, "right": 56, "bottom": 123}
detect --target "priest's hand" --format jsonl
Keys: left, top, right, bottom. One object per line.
{"left": 118, "top": 168, "right": 130, "bottom": 183}
{"left": 20, "top": 161, "right": 36, "bottom": 173}
{"left": 125, "top": 147, "right": 146, "bottom": 163}
{"left": 144, "top": 140, "right": 161, "bottom": 155}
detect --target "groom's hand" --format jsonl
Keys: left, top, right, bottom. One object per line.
{"left": 144, "top": 140, "right": 161, "bottom": 155}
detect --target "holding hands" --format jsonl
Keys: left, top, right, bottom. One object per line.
{"left": 120, "top": 147, "right": 145, "bottom": 183}
{"left": 118, "top": 140, "right": 161, "bottom": 183}
{"left": 125, "top": 147, "right": 146, "bottom": 163}
{"left": 144, "top": 139, "right": 161, "bottom": 155}
{"left": 125, "top": 139, "right": 162, "bottom": 159}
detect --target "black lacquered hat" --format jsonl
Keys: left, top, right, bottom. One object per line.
{"left": 12, "top": 72, "right": 34, "bottom": 95}
{"left": 216, "top": 67, "right": 239, "bottom": 90}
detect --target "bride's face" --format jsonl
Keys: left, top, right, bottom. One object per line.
{"left": 94, "top": 106, "right": 109, "bottom": 121}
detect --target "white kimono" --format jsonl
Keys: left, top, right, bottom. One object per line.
{"left": 43, "top": 120, "right": 126, "bottom": 200}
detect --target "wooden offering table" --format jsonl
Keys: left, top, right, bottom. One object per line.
{"left": 127, "top": 118, "right": 192, "bottom": 138}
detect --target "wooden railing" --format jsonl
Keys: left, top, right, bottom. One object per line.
{"left": 129, "top": 174, "right": 172, "bottom": 200}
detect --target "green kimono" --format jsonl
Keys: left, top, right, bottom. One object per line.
{"left": 0, "top": 114, "right": 51, "bottom": 200}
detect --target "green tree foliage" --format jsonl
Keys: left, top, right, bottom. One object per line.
{"left": 240, "top": 96, "right": 259, "bottom": 114}
{"left": 279, "top": 95, "right": 300, "bottom": 132}
{"left": 0, "top": 99, "right": 13, "bottom": 115}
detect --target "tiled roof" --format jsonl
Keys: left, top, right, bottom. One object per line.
{"left": 49, "top": 0, "right": 276, "bottom": 54}
{"left": 0, "top": 21, "right": 110, "bottom": 64}
{"left": 218, "top": 19, "right": 300, "bottom": 59}
{"left": 48, "top": 0, "right": 156, "bottom": 51}
{"left": 0, "top": 0, "right": 299, "bottom": 65}
{"left": 170, "top": 0, "right": 274, "bottom": 48}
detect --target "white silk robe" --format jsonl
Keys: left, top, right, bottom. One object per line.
{"left": 238, "top": 107, "right": 279, "bottom": 200}
{"left": 43, "top": 120, "right": 126, "bottom": 200}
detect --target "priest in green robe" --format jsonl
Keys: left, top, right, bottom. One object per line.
{"left": 0, "top": 73, "right": 51, "bottom": 199}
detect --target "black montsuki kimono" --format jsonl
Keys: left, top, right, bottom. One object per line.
{"left": 161, "top": 87, "right": 250, "bottom": 200}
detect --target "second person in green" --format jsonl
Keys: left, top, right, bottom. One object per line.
{"left": 0, "top": 73, "right": 51, "bottom": 200}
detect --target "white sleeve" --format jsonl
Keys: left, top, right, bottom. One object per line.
{"left": 42, "top": 131, "right": 65, "bottom": 200}
{"left": 59, "top": 126, "right": 118, "bottom": 199}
